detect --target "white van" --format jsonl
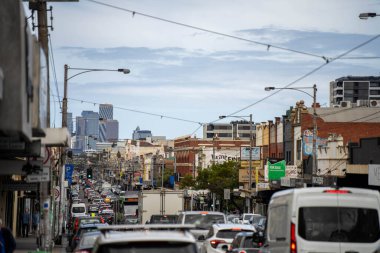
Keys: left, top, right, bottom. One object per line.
{"left": 265, "top": 187, "right": 380, "bottom": 253}
{"left": 71, "top": 203, "right": 87, "bottom": 218}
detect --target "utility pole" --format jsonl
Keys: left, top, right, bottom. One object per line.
{"left": 248, "top": 114, "right": 253, "bottom": 213}
{"left": 312, "top": 84, "right": 318, "bottom": 176}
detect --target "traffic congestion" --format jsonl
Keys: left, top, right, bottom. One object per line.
{"left": 64, "top": 168, "right": 380, "bottom": 253}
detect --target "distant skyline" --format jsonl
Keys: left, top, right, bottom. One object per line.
{"left": 25, "top": 0, "right": 380, "bottom": 139}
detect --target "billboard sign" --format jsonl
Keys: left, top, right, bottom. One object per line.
{"left": 241, "top": 147, "right": 260, "bottom": 161}
{"left": 268, "top": 160, "right": 286, "bottom": 180}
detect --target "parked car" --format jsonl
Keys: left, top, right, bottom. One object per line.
{"left": 73, "top": 231, "right": 101, "bottom": 253}
{"left": 71, "top": 223, "right": 108, "bottom": 250}
{"left": 265, "top": 187, "right": 380, "bottom": 253}
{"left": 199, "top": 224, "right": 256, "bottom": 253}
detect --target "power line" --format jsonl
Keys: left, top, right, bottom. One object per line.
{"left": 48, "top": 34, "right": 62, "bottom": 110}
{"left": 221, "top": 34, "right": 380, "bottom": 120}
{"left": 86, "top": 0, "right": 330, "bottom": 61}
{"left": 53, "top": 95, "right": 204, "bottom": 125}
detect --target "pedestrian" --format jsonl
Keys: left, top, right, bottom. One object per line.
{"left": 21, "top": 208, "right": 30, "bottom": 238}
{"left": 32, "top": 211, "right": 40, "bottom": 234}
{"left": 0, "top": 219, "right": 16, "bottom": 253}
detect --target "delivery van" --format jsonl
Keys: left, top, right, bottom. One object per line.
{"left": 71, "top": 203, "right": 87, "bottom": 218}
{"left": 265, "top": 187, "right": 380, "bottom": 253}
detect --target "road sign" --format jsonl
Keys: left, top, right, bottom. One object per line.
{"left": 224, "top": 189, "right": 230, "bottom": 200}
{"left": 54, "top": 186, "right": 60, "bottom": 201}
{"left": 26, "top": 167, "right": 50, "bottom": 182}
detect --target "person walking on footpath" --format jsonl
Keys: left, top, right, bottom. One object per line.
{"left": 0, "top": 219, "right": 16, "bottom": 253}
{"left": 21, "top": 208, "right": 30, "bottom": 238}
{"left": 32, "top": 210, "right": 40, "bottom": 234}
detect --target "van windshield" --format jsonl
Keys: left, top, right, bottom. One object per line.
{"left": 299, "top": 207, "right": 379, "bottom": 243}
{"left": 99, "top": 241, "right": 195, "bottom": 253}
{"left": 72, "top": 207, "right": 85, "bottom": 213}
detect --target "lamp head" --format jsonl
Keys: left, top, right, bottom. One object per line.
{"left": 118, "top": 68, "right": 131, "bottom": 74}
{"left": 219, "top": 115, "right": 226, "bottom": 119}
{"left": 264, "top": 87, "right": 275, "bottom": 91}
{"left": 359, "top": 12, "right": 377, "bottom": 19}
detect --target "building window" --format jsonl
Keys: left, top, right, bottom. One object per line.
{"left": 297, "top": 140, "right": 302, "bottom": 160}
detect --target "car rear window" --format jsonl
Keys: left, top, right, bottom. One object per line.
{"left": 216, "top": 230, "right": 253, "bottom": 239}
{"left": 184, "top": 214, "right": 225, "bottom": 229}
{"left": 99, "top": 241, "right": 196, "bottom": 253}
{"left": 299, "top": 207, "right": 380, "bottom": 243}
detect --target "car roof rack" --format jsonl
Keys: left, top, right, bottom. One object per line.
{"left": 98, "top": 224, "right": 196, "bottom": 235}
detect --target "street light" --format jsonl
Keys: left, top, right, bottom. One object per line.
{"left": 62, "top": 64, "right": 130, "bottom": 128}
{"left": 219, "top": 114, "right": 253, "bottom": 213}
{"left": 265, "top": 84, "right": 318, "bottom": 176}
{"left": 359, "top": 12, "right": 379, "bottom": 19}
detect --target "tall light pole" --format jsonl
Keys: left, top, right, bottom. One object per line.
{"left": 359, "top": 12, "right": 379, "bottom": 19}
{"left": 62, "top": 64, "right": 130, "bottom": 128}
{"left": 265, "top": 84, "right": 318, "bottom": 176}
{"left": 219, "top": 114, "right": 253, "bottom": 213}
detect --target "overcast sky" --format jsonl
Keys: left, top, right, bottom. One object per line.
{"left": 25, "top": 0, "right": 380, "bottom": 139}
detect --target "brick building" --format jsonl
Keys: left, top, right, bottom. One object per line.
{"left": 174, "top": 135, "right": 251, "bottom": 177}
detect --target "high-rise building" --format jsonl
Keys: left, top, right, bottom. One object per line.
{"left": 75, "top": 110, "right": 99, "bottom": 150}
{"left": 330, "top": 76, "right": 380, "bottom": 107}
{"left": 99, "top": 119, "right": 119, "bottom": 142}
{"left": 66, "top": 112, "right": 73, "bottom": 135}
{"left": 99, "top": 104, "right": 113, "bottom": 120}
{"left": 132, "top": 126, "right": 152, "bottom": 140}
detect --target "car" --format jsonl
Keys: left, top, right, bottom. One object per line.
{"left": 73, "top": 231, "right": 101, "bottom": 253}
{"left": 227, "top": 231, "right": 264, "bottom": 253}
{"left": 123, "top": 215, "right": 139, "bottom": 224}
{"left": 99, "top": 209, "right": 114, "bottom": 224}
{"left": 241, "top": 213, "right": 259, "bottom": 225}
{"left": 227, "top": 214, "right": 240, "bottom": 224}
{"left": 199, "top": 224, "right": 256, "bottom": 253}
{"left": 71, "top": 203, "right": 87, "bottom": 218}
{"left": 265, "top": 187, "right": 380, "bottom": 253}
{"left": 92, "top": 225, "right": 199, "bottom": 253}
{"left": 71, "top": 223, "right": 108, "bottom": 250}
{"left": 249, "top": 215, "right": 265, "bottom": 226}
{"left": 148, "top": 214, "right": 179, "bottom": 224}
{"left": 178, "top": 211, "right": 227, "bottom": 251}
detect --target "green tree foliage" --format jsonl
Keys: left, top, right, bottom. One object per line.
{"left": 196, "top": 161, "right": 239, "bottom": 197}
{"left": 179, "top": 174, "right": 196, "bottom": 189}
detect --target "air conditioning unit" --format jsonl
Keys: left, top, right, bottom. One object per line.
{"left": 356, "top": 100, "right": 369, "bottom": 107}
{"left": 370, "top": 100, "right": 380, "bottom": 107}
{"left": 340, "top": 101, "right": 351, "bottom": 108}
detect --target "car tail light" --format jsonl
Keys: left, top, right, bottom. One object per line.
{"left": 239, "top": 251, "right": 247, "bottom": 253}
{"left": 75, "top": 250, "right": 91, "bottom": 253}
{"left": 210, "top": 239, "right": 226, "bottom": 249}
{"left": 290, "top": 223, "right": 296, "bottom": 253}
{"left": 323, "top": 189, "right": 351, "bottom": 194}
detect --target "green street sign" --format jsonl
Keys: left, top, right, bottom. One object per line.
{"left": 268, "top": 160, "right": 286, "bottom": 180}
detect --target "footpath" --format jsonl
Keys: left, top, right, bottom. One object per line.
{"left": 14, "top": 233, "right": 68, "bottom": 253}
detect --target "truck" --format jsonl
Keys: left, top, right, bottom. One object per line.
{"left": 138, "top": 189, "right": 184, "bottom": 224}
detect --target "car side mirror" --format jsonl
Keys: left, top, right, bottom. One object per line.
{"left": 198, "top": 235, "right": 205, "bottom": 241}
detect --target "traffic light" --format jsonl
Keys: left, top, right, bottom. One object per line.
{"left": 87, "top": 168, "right": 93, "bottom": 179}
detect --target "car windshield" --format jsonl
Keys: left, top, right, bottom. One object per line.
{"left": 99, "top": 241, "right": 196, "bottom": 253}
{"left": 184, "top": 214, "right": 225, "bottom": 229}
{"left": 150, "top": 215, "right": 178, "bottom": 224}
{"left": 72, "top": 207, "right": 85, "bottom": 213}
{"left": 298, "top": 207, "right": 380, "bottom": 243}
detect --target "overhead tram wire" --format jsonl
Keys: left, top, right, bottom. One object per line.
{"left": 48, "top": 34, "right": 62, "bottom": 110}
{"left": 218, "top": 34, "right": 380, "bottom": 121}
{"left": 86, "top": 0, "right": 329, "bottom": 62}
{"left": 55, "top": 95, "right": 204, "bottom": 126}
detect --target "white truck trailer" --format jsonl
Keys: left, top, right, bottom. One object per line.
{"left": 138, "top": 189, "right": 184, "bottom": 224}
